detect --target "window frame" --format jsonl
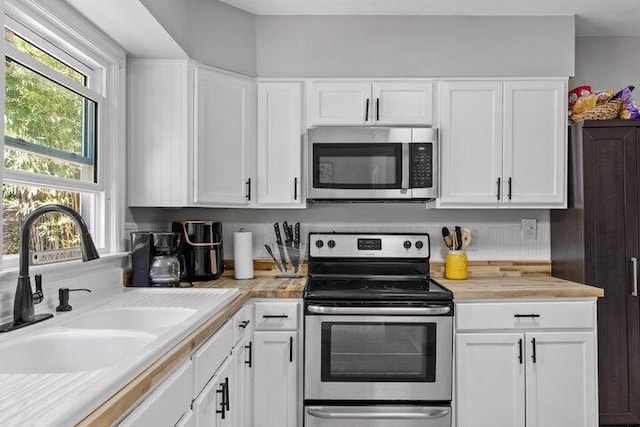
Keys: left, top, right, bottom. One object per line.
{"left": 1, "top": 0, "right": 126, "bottom": 269}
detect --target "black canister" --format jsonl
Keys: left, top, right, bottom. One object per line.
{"left": 172, "top": 221, "right": 224, "bottom": 282}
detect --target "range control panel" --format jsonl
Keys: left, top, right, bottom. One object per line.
{"left": 310, "top": 233, "right": 430, "bottom": 258}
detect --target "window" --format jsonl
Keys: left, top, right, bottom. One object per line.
{"left": 1, "top": 0, "right": 125, "bottom": 267}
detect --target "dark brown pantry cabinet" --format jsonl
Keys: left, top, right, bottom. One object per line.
{"left": 551, "top": 120, "right": 640, "bottom": 427}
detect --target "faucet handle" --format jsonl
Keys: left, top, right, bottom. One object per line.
{"left": 56, "top": 287, "right": 91, "bottom": 312}
{"left": 33, "top": 274, "right": 43, "bottom": 304}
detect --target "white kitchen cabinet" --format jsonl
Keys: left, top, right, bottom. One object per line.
{"left": 118, "top": 359, "right": 194, "bottom": 427}
{"left": 233, "top": 334, "right": 253, "bottom": 427}
{"left": 257, "top": 82, "right": 305, "bottom": 207}
{"left": 194, "top": 67, "right": 256, "bottom": 206}
{"left": 194, "top": 357, "right": 234, "bottom": 427}
{"left": 127, "top": 60, "right": 192, "bottom": 207}
{"left": 503, "top": 80, "right": 566, "bottom": 206}
{"left": 455, "top": 300, "right": 598, "bottom": 427}
{"left": 308, "top": 80, "right": 433, "bottom": 126}
{"left": 438, "top": 81, "right": 503, "bottom": 206}
{"left": 438, "top": 79, "right": 566, "bottom": 208}
{"left": 456, "top": 333, "right": 525, "bottom": 427}
{"left": 253, "top": 331, "right": 298, "bottom": 427}
{"left": 127, "top": 60, "right": 256, "bottom": 207}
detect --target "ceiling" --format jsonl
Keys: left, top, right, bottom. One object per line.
{"left": 217, "top": 0, "right": 640, "bottom": 36}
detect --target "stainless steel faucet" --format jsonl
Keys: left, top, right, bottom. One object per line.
{"left": 0, "top": 204, "right": 99, "bottom": 333}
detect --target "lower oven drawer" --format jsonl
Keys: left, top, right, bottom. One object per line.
{"left": 305, "top": 405, "right": 451, "bottom": 427}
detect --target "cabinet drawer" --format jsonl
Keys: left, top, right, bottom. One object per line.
{"left": 118, "top": 359, "right": 193, "bottom": 427}
{"left": 254, "top": 302, "right": 299, "bottom": 330}
{"left": 192, "top": 320, "right": 233, "bottom": 396}
{"left": 233, "top": 302, "right": 254, "bottom": 345}
{"left": 456, "top": 301, "right": 595, "bottom": 331}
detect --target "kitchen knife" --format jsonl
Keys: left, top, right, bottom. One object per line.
{"left": 265, "top": 244, "right": 285, "bottom": 272}
{"left": 282, "top": 221, "right": 295, "bottom": 272}
{"left": 455, "top": 226, "right": 463, "bottom": 250}
{"left": 283, "top": 221, "right": 292, "bottom": 242}
{"left": 274, "top": 222, "right": 289, "bottom": 272}
{"left": 292, "top": 222, "right": 301, "bottom": 273}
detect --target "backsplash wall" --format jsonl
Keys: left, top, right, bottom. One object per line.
{"left": 129, "top": 205, "right": 550, "bottom": 262}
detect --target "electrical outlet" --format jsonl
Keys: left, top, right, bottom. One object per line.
{"left": 522, "top": 219, "right": 537, "bottom": 240}
{"left": 466, "top": 229, "right": 478, "bottom": 251}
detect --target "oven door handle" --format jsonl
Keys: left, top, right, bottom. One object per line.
{"left": 306, "top": 305, "right": 450, "bottom": 315}
{"left": 306, "top": 407, "right": 450, "bottom": 420}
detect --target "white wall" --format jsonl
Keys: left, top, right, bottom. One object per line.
{"left": 125, "top": 205, "right": 553, "bottom": 262}
{"left": 140, "top": 0, "right": 257, "bottom": 76}
{"left": 572, "top": 36, "right": 640, "bottom": 90}
{"left": 256, "top": 15, "right": 575, "bottom": 77}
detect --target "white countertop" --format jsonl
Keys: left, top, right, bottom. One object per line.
{"left": 0, "top": 287, "right": 239, "bottom": 426}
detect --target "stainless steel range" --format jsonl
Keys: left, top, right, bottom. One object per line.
{"left": 303, "top": 233, "right": 453, "bottom": 427}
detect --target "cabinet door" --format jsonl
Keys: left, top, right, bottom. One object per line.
{"left": 503, "top": 80, "right": 566, "bottom": 206}
{"left": 253, "top": 331, "right": 298, "bottom": 427}
{"left": 525, "top": 331, "right": 598, "bottom": 427}
{"left": 193, "top": 374, "right": 222, "bottom": 427}
{"left": 456, "top": 333, "right": 525, "bottom": 427}
{"left": 372, "top": 81, "right": 433, "bottom": 125}
{"left": 581, "top": 126, "right": 640, "bottom": 426}
{"left": 233, "top": 335, "right": 253, "bottom": 427}
{"left": 438, "top": 81, "right": 503, "bottom": 207}
{"left": 308, "top": 81, "right": 372, "bottom": 125}
{"left": 257, "top": 82, "right": 304, "bottom": 207}
{"left": 194, "top": 67, "right": 256, "bottom": 206}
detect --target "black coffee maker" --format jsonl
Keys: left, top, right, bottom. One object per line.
{"left": 172, "top": 221, "right": 224, "bottom": 282}
{"left": 130, "top": 232, "right": 183, "bottom": 287}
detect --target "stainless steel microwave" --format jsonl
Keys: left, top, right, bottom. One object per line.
{"left": 307, "top": 127, "right": 438, "bottom": 201}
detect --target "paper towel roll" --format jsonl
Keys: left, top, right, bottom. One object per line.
{"left": 233, "top": 230, "right": 254, "bottom": 279}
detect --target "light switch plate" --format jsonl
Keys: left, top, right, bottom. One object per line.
{"left": 522, "top": 219, "right": 537, "bottom": 240}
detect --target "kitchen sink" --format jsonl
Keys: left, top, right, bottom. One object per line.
{"left": 63, "top": 307, "right": 197, "bottom": 332}
{"left": 0, "top": 330, "right": 156, "bottom": 374}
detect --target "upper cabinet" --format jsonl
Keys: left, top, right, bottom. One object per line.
{"left": 308, "top": 81, "right": 433, "bottom": 126}
{"left": 193, "top": 68, "right": 256, "bottom": 207}
{"left": 257, "top": 82, "right": 305, "bottom": 208}
{"left": 438, "top": 79, "right": 566, "bottom": 209}
{"left": 127, "top": 60, "right": 256, "bottom": 208}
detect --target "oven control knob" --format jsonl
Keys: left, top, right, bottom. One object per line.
{"left": 315, "top": 240, "right": 324, "bottom": 248}
{"left": 415, "top": 241, "right": 424, "bottom": 249}
{"left": 403, "top": 240, "right": 412, "bottom": 249}
{"left": 327, "top": 240, "right": 336, "bottom": 248}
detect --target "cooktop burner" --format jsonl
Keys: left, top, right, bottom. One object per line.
{"left": 304, "top": 277, "right": 452, "bottom": 301}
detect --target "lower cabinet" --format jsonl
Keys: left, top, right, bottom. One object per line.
{"left": 233, "top": 334, "right": 253, "bottom": 427}
{"left": 193, "top": 358, "right": 234, "bottom": 427}
{"left": 455, "top": 300, "right": 599, "bottom": 427}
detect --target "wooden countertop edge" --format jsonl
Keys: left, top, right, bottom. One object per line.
{"left": 76, "top": 292, "right": 254, "bottom": 427}
{"left": 452, "top": 289, "right": 604, "bottom": 299}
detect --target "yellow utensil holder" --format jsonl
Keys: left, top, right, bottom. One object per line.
{"left": 445, "top": 250, "right": 468, "bottom": 280}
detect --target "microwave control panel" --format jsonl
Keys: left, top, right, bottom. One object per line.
{"left": 410, "top": 143, "right": 433, "bottom": 188}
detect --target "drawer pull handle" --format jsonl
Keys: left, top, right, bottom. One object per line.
{"left": 239, "top": 320, "right": 250, "bottom": 329}
{"left": 263, "top": 314, "right": 289, "bottom": 319}
{"left": 514, "top": 314, "right": 540, "bottom": 318}
{"left": 245, "top": 341, "right": 252, "bottom": 367}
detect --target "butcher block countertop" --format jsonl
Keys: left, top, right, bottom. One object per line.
{"left": 438, "top": 276, "right": 604, "bottom": 299}
{"left": 80, "top": 271, "right": 600, "bottom": 425}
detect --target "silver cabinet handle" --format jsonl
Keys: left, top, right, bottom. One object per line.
{"left": 306, "top": 305, "right": 450, "bottom": 315}
{"left": 632, "top": 257, "right": 638, "bottom": 297}
{"left": 306, "top": 407, "right": 450, "bottom": 420}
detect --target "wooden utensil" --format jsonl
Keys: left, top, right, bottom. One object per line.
{"left": 461, "top": 228, "right": 472, "bottom": 250}
{"left": 442, "top": 227, "right": 453, "bottom": 250}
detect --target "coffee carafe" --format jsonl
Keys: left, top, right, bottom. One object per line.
{"left": 130, "top": 232, "right": 183, "bottom": 287}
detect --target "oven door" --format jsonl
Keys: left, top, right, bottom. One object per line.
{"left": 304, "top": 312, "right": 452, "bottom": 401}
{"left": 305, "top": 405, "right": 451, "bottom": 427}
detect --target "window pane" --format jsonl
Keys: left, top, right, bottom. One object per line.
{"left": 5, "top": 58, "right": 96, "bottom": 182}
{"left": 4, "top": 28, "right": 86, "bottom": 84}
{"left": 2, "top": 183, "right": 95, "bottom": 256}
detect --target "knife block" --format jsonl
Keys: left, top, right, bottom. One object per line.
{"left": 266, "top": 243, "right": 307, "bottom": 278}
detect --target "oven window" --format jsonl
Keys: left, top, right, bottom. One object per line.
{"left": 321, "top": 322, "right": 436, "bottom": 382}
{"left": 313, "top": 143, "right": 402, "bottom": 189}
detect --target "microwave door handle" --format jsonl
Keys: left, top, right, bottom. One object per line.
{"left": 306, "top": 407, "right": 450, "bottom": 420}
{"left": 401, "top": 143, "right": 409, "bottom": 194}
